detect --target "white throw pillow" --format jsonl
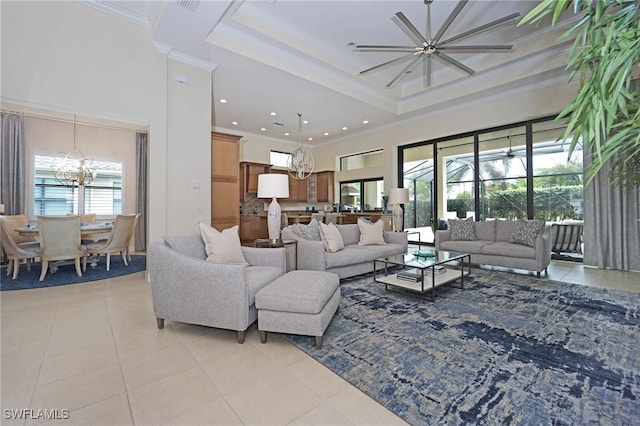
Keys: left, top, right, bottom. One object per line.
{"left": 198, "top": 223, "right": 247, "bottom": 264}
{"left": 357, "top": 218, "right": 386, "bottom": 246}
{"left": 320, "top": 222, "right": 345, "bottom": 253}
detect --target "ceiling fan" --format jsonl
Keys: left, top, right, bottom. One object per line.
{"left": 355, "top": 0, "right": 520, "bottom": 88}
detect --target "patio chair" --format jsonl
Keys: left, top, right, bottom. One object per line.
{"left": 550, "top": 221, "right": 584, "bottom": 255}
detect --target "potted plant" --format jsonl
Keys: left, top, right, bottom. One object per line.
{"left": 520, "top": 0, "right": 639, "bottom": 189}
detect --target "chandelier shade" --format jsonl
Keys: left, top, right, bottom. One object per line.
{"left": 51, "top": 115, "right": 96, "bottom": 187}
{"left": 287, "top": 113, "right": 314, "bottom": 180}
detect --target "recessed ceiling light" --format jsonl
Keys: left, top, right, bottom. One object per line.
{"left": 324, "top": 132, "right": 329, "bottom": 136}
{"left": 260, "top": 128, "right": 266, "bottom": 132}
{"left": 270, "top": 112, "right": 277, "bottom": 116}
{"left": 307, "top": 137, "right": 313, "bottom": 141}
{"left": 303, "top": 120, "right": 309, "bottom": 124}
{"left": 219, "top": 99, "right": 227, "bottom": 103}
{"left": 363, "top": 120, "right": 369, "bottom": 124}
{"left": 232, "top": 121, "right": 238, "bottom": 125}
{"left": 342, "top": 127, "right": 348, "bottom": 130}
{"left": 284, "top": 132, "right": 290, "bottom": 136}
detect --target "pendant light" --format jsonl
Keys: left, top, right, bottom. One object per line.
{"left": 287, "top": 113, "right": 314, "bottom": 180}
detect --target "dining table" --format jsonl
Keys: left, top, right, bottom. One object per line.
{"left": 16, "top": 222, "right": 114, "bottom": 271}
{"left": 16, "top": 222, "right": 114, "bottom": 239}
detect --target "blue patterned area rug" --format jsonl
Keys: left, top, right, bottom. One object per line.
{"left": 1, "top": 255, "right": 146, "bottom": 291}
{"left": 285, "top": 269, "right": 640, "bottom": 425}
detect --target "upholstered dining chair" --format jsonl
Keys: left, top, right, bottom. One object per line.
{"left": 311, "top": 212, "right": 325, "bottom": 224}
{"left": 85, "top": 214, "right": 138, "bottom": 271}
{"left": 38, "top": 215, "right": 87, "bottom": 281}
{"left": 124, "top": 213, "right": 140, "bottom": 262}
{"left": 325, "top": 212, "right": 338, "bottom": 225}
{"left": 0, "top": 217, "right": 41, "bottom": 279}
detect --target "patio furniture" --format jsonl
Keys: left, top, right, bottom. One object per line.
{"left": 550, "top": 221, "right": 584, "bottom": 256}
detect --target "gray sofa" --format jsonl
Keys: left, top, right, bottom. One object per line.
{"left": 435, "top": 220, "right": 551, "bottom": 277}
{"left": 281, "top": 223, "right": 408, "bottom": 279}
{"left": 148, "top": 234, "right": 286, "bottom": 343}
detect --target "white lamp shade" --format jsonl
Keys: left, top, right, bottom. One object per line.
{"left": 257, "top": 174, "right": 289, "bottom": 198}
{"left": 388, "top": 188, "right": 409, "bottom": 204}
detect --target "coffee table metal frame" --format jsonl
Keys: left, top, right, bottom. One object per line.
{"left": 373, "top": 250, "right": 471, "bottom": 301}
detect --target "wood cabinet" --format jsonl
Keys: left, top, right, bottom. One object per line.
{"left": 211, "top": 132, "right": 241, "bottom": 231}
{"left": 256, "top": 169, "right": 334, "bottom": 203}
{"left": 239, "top": 162, "right": 271, "bottom": 202}
{"left": 239, "top": 215, "right": 268, "bottom": 246}
{"left": 315, "top": 171, "right": 334, "bottom": 203}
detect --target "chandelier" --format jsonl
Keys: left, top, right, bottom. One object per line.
{"left": 287, "top": 113, "right": 314, "bottom": 180}
{"left": 52, "top": 115, "right": 96, "bottom": 186}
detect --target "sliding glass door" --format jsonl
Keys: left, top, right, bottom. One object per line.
{"left": 402, "top": 144, "right": 435, "bottom": 243}
{"left": 398, "top": 116, "right": 584, "bottom": 248}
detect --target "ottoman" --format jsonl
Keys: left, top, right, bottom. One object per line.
{"left": 255, "top": 270, "right": 341, "bottom": 349}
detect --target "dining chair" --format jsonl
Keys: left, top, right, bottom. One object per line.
{"left": 0, "top": 217, "right": 41, "bottom": 279}
{"left": 311, "top": 212, "right": 325, "bottom": 224}
{"left": 325, "top": 212, "right": 338, "bottom": 225}
{"left": 85, "top": 214, "right": 138, "bottom": 271}
{"left": 124, "top": 213, "right": 140, "bottom": 262}
{"left": 1, "top": 214, "right": 38, "bottom": 245}
{"left": 38, "top": 215, "right": 87, "bottom": 281}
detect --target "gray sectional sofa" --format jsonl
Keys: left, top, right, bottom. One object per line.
{"left": 435, "top": 220, "right": 551, "bottom": 276}
{"left": 281, "top": 223, "right": 408, "bottom": 279}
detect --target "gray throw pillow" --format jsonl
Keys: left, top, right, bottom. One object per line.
{"left": 296, "top": 219, "right": 322, "bottom": 241}
{"left": 448, "top": 217, "right": 476, "bottom": 241}
{"left": 509, "top": 219, "right": 546, "bottom": 247}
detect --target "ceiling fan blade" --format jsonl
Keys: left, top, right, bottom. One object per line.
{"left": 432, "top": 0, "right": 468, "bottom": 44}
{"left": 439, "top": 45, "right": 513, "bottom": 53}
{"left": 439, "top": 12, "right": 520, "bottom": 46}
{"left": 386, "top": 55, "right": 423, "bottom": 88}
{"left": 433, "top": 52, "right": 475, "bottom": 75}
{"left": 359, "top": 52, "right": 417, "bottom": 75}
{"left": 394, "top": 11, "right": 428, "bottom": 45}
{"left": 355, "top": 45, "right": 419, "bottom": 51}
{"left": 423, "top": 55, "right": 432, "bottom": 88}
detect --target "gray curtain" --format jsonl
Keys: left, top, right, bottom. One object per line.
{"left": 135, "top": 132, "right": 148, "bottom": 251}
{"left": 583, "top": 152, "right": 640, "bottom": 271}
{"left": 0, "top": 113, "right": 26, "bottom": 215}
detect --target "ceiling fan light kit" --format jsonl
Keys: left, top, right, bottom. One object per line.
{"left": 356, "top": 0, "right": 520, "bottom": 88}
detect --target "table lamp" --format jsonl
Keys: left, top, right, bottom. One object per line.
{"left": 258, "top": 174, "right": 290, "bottom": 241}
{"left": 388, "top": 188, "right": 409, "bottom": 232}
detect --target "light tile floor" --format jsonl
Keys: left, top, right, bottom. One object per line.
{"left": 1, "top": 260, "right": 638, "bottom": 425}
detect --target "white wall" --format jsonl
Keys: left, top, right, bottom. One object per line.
{"left": 1, "top": 1, "right": 212, "bottom": 243}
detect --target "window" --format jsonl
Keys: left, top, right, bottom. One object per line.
{"left": 339, "top": 178, "right": 384, "bottom": 212}
{"left": 270, "top": 150, "right": 290, "bottom": 168}
{"left": 33, "top": 154, "right": 123, "bottom": 217}
{"left": 399, "top": 115, "right": 583, "bottom": 244}
{"left": 340, "top": 149, "right": 383, "bottom": 171}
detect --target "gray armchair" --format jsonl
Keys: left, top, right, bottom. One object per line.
{"left": 148, "top": 234, "right": 286, "bottom": 343}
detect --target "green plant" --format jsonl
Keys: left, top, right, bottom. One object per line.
{"left": 519, "top": 0, "right": 640, "bottom": 188}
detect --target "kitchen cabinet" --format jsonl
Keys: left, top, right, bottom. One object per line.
{"left": 239, "top": 215, "right": 268, "bottom": 245}
{"left": 211, "top": 132, "right": 241, "bottom": 231}
{"left": 239, "top": 162, "right": 271, "bottom": 202}
{"left": 315, "top": 171, "right": 334, "bottom": 203}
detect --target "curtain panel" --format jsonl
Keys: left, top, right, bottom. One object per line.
{"left": 0, "top": 113, "right": 26, "bottom": 215}
{"left": 583, "top": 151, "right": 640, "bottom": 272}
{"left": 135, "top": 132, "right": 148, "bottom": 251}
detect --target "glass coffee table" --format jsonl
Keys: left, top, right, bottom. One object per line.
{"left": 373, "top": 249, "right": 471, "bottom": 301}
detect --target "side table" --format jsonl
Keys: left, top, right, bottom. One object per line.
{"left": 254, "top": 238, "right": 298, "bottom": 271}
